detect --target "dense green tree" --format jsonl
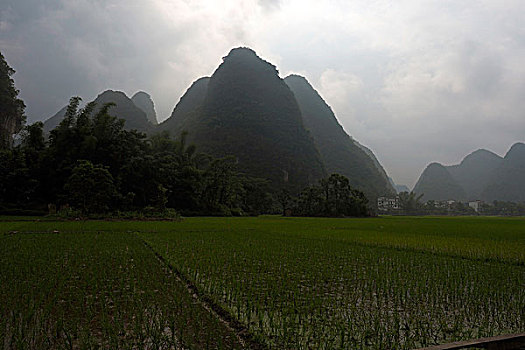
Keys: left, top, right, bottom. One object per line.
{"left": 277, "top": 189, "right": 292, "bottom": 216}
{"left": 448, "top": 201, "right": 476, "bottom": 215}
{"left": 0, "top": 148, "right": 36, "bottom": 208}
{"left": 0, "top": 52, "right": 25, "bottom": 148}
{"left": 481, "top": 201, "right": 525, "bottom": 216}
{"left": 295, "top": 186, "right": 323, "bottom": 216}
{"left": 294, "top": 174, "right": 369, "bottom": 217}
{"left": 64, "top": 160, "right": 117, "bottom": 214}
{"left": 285, "top": 74, "right": 395, "bottom": 200}
{"left": 398, "top": 191, "right": 424, "bottom": 214}
{"left": 153, "top": 184, "right": 168, "bottom": 211}
{"left": 239, "top": 177, "right": 273, "bottom": 215}
{"left": 200, "top": 156, "right": 243, "bottom": 214}
{"left": 147, "top": 131, "right": 204, "bottom": 212}
{"left": 422, "top": 200, "right": 448, "bottom": 215}
{"left": 159, "top": 48, "right": 325, "bottom": 193}
{"left": 44, "top": 97, "right": 149, "bottom": 205}
{"left": 0, "top": 96, "right": 297, "bottom": 217}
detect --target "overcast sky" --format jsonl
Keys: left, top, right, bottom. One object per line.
{"left": 1, "top": 0, "right": 524, "bottom": 187}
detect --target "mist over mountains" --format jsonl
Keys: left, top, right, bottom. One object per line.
{"left": 44, "top": 90, "right": 155, "bottom": 134}
{"left": 43, "top": 47, "right": 395, "bottom": 198}
{"left": 158, "top": 77, "right": 210, "bottom": 135}
{"left": 414, "top": 143, "right": 525, "bottom": 202}
{"left": 42, "top": 47, "right": 523, "bottom": 202}
{"left": 159, "top": 48, "right": 326, "bottom": 193}
{"left": 131, "top": 92, "right": 157, "bottom": 125}
{"left": 283, "top": 74, "right": 394, "bottom": 198}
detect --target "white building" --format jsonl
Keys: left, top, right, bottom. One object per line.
{"left": 468, "top": 200, "right": 483, "bottom": 212}
{"left": 378, "top": 196, "right": 400, "bottom": 211}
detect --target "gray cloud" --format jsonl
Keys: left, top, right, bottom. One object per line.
{"left": 258, "top": 0, "right": 282, "bottom": 13}
{"left": 1, "top": 0, "right": 524, "bottom": 187}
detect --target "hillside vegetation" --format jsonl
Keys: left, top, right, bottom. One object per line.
{"left": 43, "top": 48, "right": 396, "bottom": 198}
{"left": 44, "top": 90, "right": 154, "bottom": 134}
{"left": 284, "top": 74, "right": 395, "bottom": 199}
{"left": 162, "top": 48, "right": 326, "bottom": 192}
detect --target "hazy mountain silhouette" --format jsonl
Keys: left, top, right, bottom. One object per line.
{"left": 388, "top": 177, "right": 410, "bottom": 193}
{"left": 354, "top": 141, "right": 392, "bottom": 183}
{"left": 161, "top": 48, "right": 325, "bottom": 192}
{"left": 395, "top": 184, "right": 410, "bottom": 193}
{"left": 157, "top": 77, "right": 210, "bottom": 136}
{"left": 43, "top": 105, "right": 68, "bottom": 133}
{"left": 131, "top": 91, "right": 157, "bottom": 125}
{"left": 42, "top": 48, "right": 399, "bottom": 198}
{"left": 413, "top": 162, "right": 467, "bottom": 201}
{"left": 482, "top": 143, "right": 525, "bottom": 202}
{"left": 447, "top": 149, "right": 503, "bottom": 199}
{"left": 414, "top": 143, "right": 524, "bottom": 202}
{"left": 44, "top": 90, "right": 154, "bottom": 133}
{"left": 284, "top": 74, "right": 395, "bottom": 198}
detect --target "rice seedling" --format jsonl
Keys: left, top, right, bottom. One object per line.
{"left": 1, "top": 216, "right": 523, "bottom": 349}
{"left": 140, "top": 216, "right": 525, "bottom": 349}
{"left": 0, "top": 229, "right": 242, "bottom": 349}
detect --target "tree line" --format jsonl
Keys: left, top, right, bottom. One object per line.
{"left": 386, "top": 192, "right": 525, "bottom": 216}
{"left": 0, "top": 52, "right": 25, "bottom": 148}
{"left": 0, "top": 51, "right": 369, "bottom": 217}
{"left": 0, "top": 97, "right": 370, "bottom": 218}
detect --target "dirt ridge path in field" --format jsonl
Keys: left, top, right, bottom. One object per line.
{"left": 137, "top": 233, "right": 268, "bottom": 350}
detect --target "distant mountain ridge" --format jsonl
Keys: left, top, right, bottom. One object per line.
{"left": 43, "top": 47, "right": 395, "bottom": 199}
{"left": 388, "top": 177, "right": 410, "bottom": 193}
{"left": 162, "top": 48, "right": 325, "bottom": 192}
{"left": 131, "top": 91, "right": 157, "bottom": 125}
{"left": 481, "top": 143, "right": 525, "bottom": 202}
{"left": 414, "top": 143, "right": 525, "bottom": 202}
{"left": 447, "top": 149, "right": 503, "bottom": 199}
{"left": 44, "top": 90, "right": 154, "bottom": 133}
{"left": 284, "top": 74, "right": 395, "bottom": 198}
{"left": 157, "top": 77, "right": 210, "bottom": 136}
{"left": 414, "top": 162, "right": 467, "bottom": 201}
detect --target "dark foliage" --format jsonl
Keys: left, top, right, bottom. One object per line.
{"left": 292, "top": 174, "right": 370, "bottom": 217}
{"left": 284, "top": 75, "right": 395, "bottom": 200}
{"left": 1, "top": 96, "right": 371, "bottom": 217}
{"left": 0, "top": 97, "right": 281, "bottom": 216}
{"left": 43, "top": 90, "right": 154, "bottom": 134}
{"left": 398, "top": 191, "right": 425, "bottom": 215}
{"left": 480, "top": 201, "right": 525, "bottom": 216}
{"left": 64, "top": 160, "right": 117, "bottom": 214}
{"left": 159, "top": 48, "right": 326, "bottom": 193}
{"left": 0, "top": 51, "right": 26, "bottom": 148}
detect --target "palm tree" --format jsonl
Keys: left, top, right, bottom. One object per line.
{"left": 398, "top": 191, "right": 424, "bottom": 214}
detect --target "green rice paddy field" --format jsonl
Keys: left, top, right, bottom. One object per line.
{"left": 1, "top": 216, "right": 524, "bottom": 349}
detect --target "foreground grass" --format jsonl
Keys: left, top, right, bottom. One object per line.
{"left": 2, "top": 216, "right": 524, "bottom": 263}
{"left": 0, "top": 230, "right": 242, "bottom": 349}
{"left": 1, "top": 216, "right": 524, "bottom": 349}
{"left": 139, "top": 216, "right": 525, "bottom": 349}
